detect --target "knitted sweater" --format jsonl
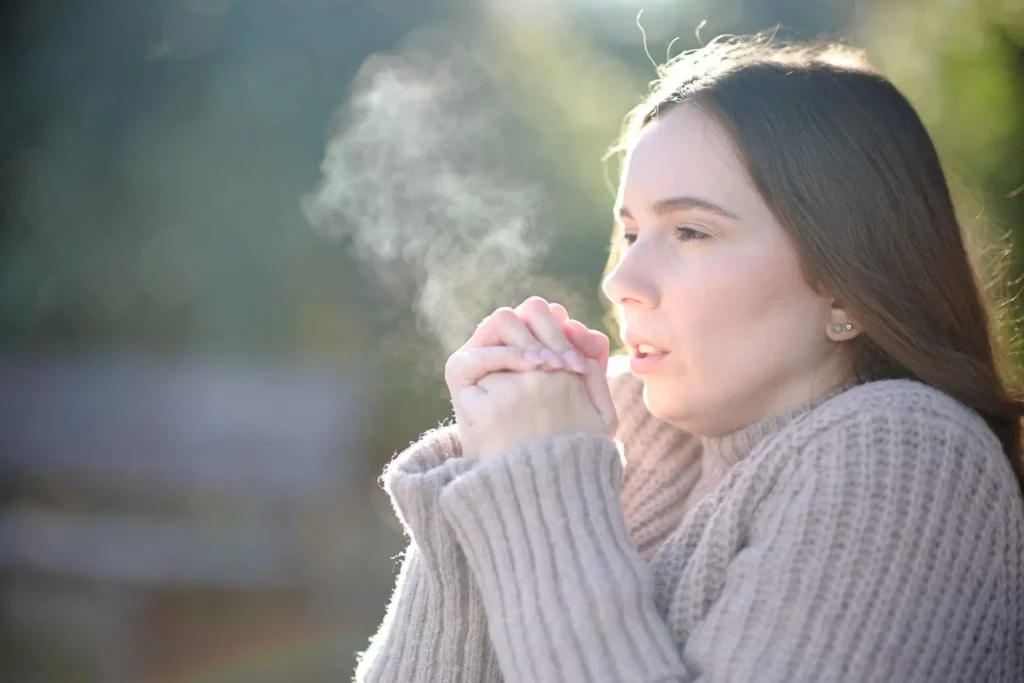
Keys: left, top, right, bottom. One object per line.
{"left": 355, "top": 358, "right": 1024, "bottom": 682}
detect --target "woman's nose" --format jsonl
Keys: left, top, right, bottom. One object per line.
{"left": 601, "top": 248, "right": 658, "bottom": 309}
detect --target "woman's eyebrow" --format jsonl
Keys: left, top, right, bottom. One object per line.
{"left": 616, "top": 196, "right": 741, "bottom": 221}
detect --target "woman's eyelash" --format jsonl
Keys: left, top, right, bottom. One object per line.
{"left": 619, "top": 226, "right": 708, "bottom": 246}
{"left": 675, "top": 226, "right": 708, "bottom": 241}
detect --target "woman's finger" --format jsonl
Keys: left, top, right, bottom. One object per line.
{"left": 564, "top": 320, "right": 610, "bottom": 373}
{"left": 445, "top": 346, "right": 544, "bottom": 391}
{"left": 548, "top": 302, "right": 569, "bottom": 325}
{"left": 583, "top": 358, "right": 619, "bottom": 436}
{"left": 464, "top": 307, "right": 545, "bottom": 354}
{"left": 515, "top": 297, "right": 586, "bottom": 373}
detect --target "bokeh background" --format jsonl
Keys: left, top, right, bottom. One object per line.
{"left": 2, "top": 0, "right": 1023, "bottom": 681}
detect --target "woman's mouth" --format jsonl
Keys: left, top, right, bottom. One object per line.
{"left": 628, "top": 342, "right": 670, "bottom": 374}
{"left": 634, "top": 343, "right": 664, "bottom": 358}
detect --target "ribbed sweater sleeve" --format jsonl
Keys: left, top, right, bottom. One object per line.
{"left": 437, "top": 432, "right": 688, "bottom": 682}
{"left": 435, "top": 402, "right": 1024, "bottom": 682}
{"left": 354, "top": 425, "right": 503, "bottom": 682}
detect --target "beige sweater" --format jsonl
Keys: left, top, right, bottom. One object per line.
{"left": 355, "top": 359, "right": 1024, "bottom": 682}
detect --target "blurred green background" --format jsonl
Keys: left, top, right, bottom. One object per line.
{"left": 1, "top": 0, "right": 1022, "bottom": 681}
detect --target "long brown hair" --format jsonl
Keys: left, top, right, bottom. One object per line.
{"left": 604, "top": 32, "right": 1024, "bottom": 493}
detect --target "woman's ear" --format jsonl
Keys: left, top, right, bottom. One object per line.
{"left": 826, "top": 300, "right": 862, "bottom": 342}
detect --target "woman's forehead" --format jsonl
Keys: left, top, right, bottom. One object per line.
{"left": 618, "top": 104, "right": 754, "bottom": 210}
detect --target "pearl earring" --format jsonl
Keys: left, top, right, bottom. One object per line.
{"left": 831, "top": 322, "right": 854, "bottom": 333}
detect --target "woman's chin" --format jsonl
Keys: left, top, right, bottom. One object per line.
{"left": 639, "top": 381, "right": 672, "bottom": 417}
{"left": 640, "top": 379, "right": 695, "bottom": 427}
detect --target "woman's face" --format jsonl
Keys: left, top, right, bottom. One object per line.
{"left": 602, "top": 102, "right": 846, "bottom": 435}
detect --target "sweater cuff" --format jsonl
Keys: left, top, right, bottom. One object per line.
{"left": 359, "top": 424, "right": 501, "bottom": 682}
{"left": 381, "top": 425, "right": 476, "bottom": 568}
{"left": 437, "top": 432, "right": 684, "bottom": 682}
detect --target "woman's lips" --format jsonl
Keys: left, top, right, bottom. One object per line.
{"left": 629, "top": 347, "right": 669, "bottom": 374}
{"left": 625, "top": 337, "right": 670, "bottom": 374}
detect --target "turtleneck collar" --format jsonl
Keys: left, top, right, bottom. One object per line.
{"left": 698, "top": 380, "right": 858, "bottom": 468}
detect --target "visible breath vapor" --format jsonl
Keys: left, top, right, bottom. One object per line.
{"left": 302, "top": 28, "right": 578, "bottom": 356}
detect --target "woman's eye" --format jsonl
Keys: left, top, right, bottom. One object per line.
{"left": 675, "top": 226, "right": 708, "bottom": 241}
{"left": 620, "top": 226, "right": 706, "bottom": 247}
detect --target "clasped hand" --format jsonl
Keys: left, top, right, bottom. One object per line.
{"left": 445, "top": 297, "right": 618, "bottom": 460}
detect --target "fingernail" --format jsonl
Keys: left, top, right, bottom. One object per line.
{"left": 564, "top": 350, "right": 586, "bottom": 373}
{"left": 541, "top": 349, "right": 564, "bottom": 368}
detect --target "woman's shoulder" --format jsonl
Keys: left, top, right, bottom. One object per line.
{"left": 790, "top": 378, "right": 1018, "bottom": 505}
{"left": 825, "top": 377, "right": 988, "bottom": 421}
{"left": 812, "top": 377, "right": 1000, "bottom": 450}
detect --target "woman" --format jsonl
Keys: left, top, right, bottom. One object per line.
{"left": 355, "top": 34, "right": 1024, "bottom": 682}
